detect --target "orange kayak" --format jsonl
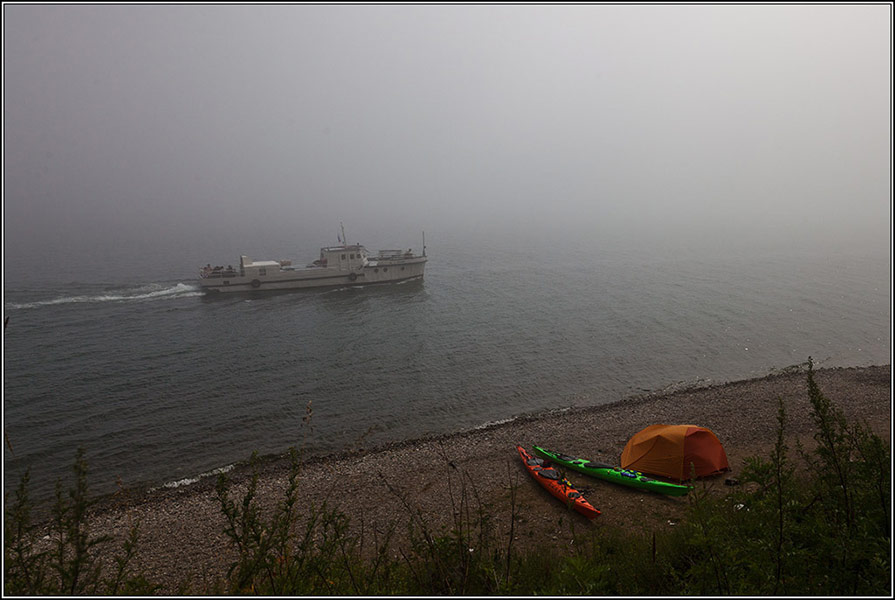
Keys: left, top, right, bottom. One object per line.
{"left": 516, "top": 445, "right": 600, "bottom": 519}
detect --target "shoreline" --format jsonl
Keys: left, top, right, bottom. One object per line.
{"left": 123, "top": 361, "right": 886, "bottom": 505}
{"left": 33, "top": 364, "right": 893, "bottom": 593}
{"left": 111, "top": 362, "right": 852, "bottom": 501}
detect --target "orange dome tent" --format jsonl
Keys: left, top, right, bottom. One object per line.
{"left": 621, "top": 424, "right": 729, "bottom": 480}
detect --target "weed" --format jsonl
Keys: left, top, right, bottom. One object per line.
{"left": 4, "top": 448, "right": 158, "bottom": 595}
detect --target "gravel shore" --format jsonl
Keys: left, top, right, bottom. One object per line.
{"left": 72, "top": 365, "right": 892, "bottom": 593}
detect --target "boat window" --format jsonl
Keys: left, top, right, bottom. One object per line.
{"left": 350, "top": 254, "right": 355, "bottom": 259}
{"left": 259, "top": 268, "right": 267, "bottom": 276}
{"left": 374, "top": 268, "right": 379, "bottom": 273}
{"left": 383, "top": 267, "right": 388, "bottom": 272}
{"left": 401, "top": 267, "right": 405, "bottom": 271}
{"left": 341, "top": 254, "right": 346, "bottom": 260}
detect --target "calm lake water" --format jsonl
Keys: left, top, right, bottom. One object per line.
{"left": 3, "top": 230, "right": 890, "bottom": 503}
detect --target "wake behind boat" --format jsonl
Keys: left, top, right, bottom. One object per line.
{"left": 199, "top": 228, "right": 427, "bottom": 293}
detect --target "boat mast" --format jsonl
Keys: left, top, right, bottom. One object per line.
{"left": 340, "top": 221, "right": 347, "bottom": 247}
{"left": 422, "top": 231, "right": 426, "bottom": 257}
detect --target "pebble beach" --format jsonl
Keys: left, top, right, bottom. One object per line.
{"left": 56, "top": 365, "right": 893, "bottom": 593}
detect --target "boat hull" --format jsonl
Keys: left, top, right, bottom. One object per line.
{"left": 532, "top": 446, "right": 691, "bottom": 497}
{"left": 200, "top": 258, "right": 426, "bottom": 293}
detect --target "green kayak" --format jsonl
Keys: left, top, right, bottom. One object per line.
{"left": 532, "top": 446, "right": 691, "bottom": 497}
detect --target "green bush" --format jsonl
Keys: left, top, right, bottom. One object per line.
{"left": 4, "top": 447, "right": 159, "bottom": 595}
{"left": 647, "top": 358, "right": 891, "bottom": 596}
{"left": 214, "top": 447, "right": 401, "bottom": 595}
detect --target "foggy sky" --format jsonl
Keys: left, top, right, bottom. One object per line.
{"left": 3, "top": 4, "right": 892, "bottom": 265}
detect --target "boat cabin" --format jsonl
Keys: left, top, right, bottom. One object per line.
{"left": 239, "top": 256, "right": 284, "bottom": 277}
{"left": 319, "top": 244, "right": 369, "bottom": 271}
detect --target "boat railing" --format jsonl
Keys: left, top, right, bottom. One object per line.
{"left": 199, "top": 268, "right": 242, "bottom": 279}
{"left": 377, "top": 249, "right": 419, "bottom": 259}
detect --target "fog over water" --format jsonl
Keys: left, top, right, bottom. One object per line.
{"left": 3, "top": 4, "right": 891, "bottom": 281}
{"left": 3, "top": 5, "right": 892, "bottom": 503}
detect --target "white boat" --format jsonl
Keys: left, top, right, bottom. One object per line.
{"left": 199, "top": 230, "right": 427, "bottom": 293}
